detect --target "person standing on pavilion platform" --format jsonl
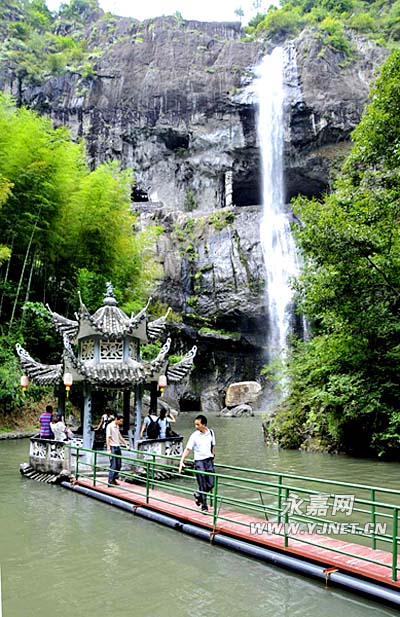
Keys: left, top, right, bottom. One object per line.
{"left": 39, "top": 405, "right": 54, "bottom": 439}
{"left": 178, "top": 414, "right": 216, "bottom": 512}
{"left": 106, "top": 414, "right": 128, "bottom": 486}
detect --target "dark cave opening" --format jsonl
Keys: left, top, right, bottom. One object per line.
{"left": 179, "top": 392, "right": 202, "bottom": 411}
{"left": 132, "top": 186, "right": 149, "bottom": 202}
{"left": 232, "top": 169, "right": 261, "bottom": 207}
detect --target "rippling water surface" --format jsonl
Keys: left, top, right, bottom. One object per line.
{"left": 1, "top": 414, "right": 399, "bottom": 616}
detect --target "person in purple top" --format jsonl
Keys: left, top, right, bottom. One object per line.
{"left": 39, "top": 405, "right": 54, "bottom": 439}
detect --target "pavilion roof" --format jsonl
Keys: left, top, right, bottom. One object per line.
{"left": 166, "top": 345, "right": 198, "bottom": 383}
{"left": 15, "top": 344, "right": 63, "bottom": 386}
{"left": 47, "top": 287, "right": 171, "bottom": 344}
{"left": 16, "top": 284, "right": 197, "bottom": 388}
{"left": 147, "top": 308, "right": 171, "bottom": 342}
{"left": 16, "top": 336, "right": 197, "bottom": 388}
{"left": 46, "top": 307, "right": 79, "bottom": 339}
{"left": 63, "top": 335, "right": 173, "bottom": 386}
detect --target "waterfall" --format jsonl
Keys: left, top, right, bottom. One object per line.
{"left": 256, "top": 47, "right": 300, "bottom": 370}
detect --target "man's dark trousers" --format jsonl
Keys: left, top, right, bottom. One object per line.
{"left": 108, "top": 446, "right": 121, "bottom": 483}
{"left": 194, "top": 457, "right": 215, "bottom": 507}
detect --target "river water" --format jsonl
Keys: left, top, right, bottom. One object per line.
{"left": 1, "top": 413, "right": 399, "bottom": 617}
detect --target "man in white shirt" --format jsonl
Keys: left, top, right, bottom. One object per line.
{"left": 106, "top": 414, "right": 128, "bottom": 486}
{"left": 179, "top": 414, "right": 215, "bottom": 512}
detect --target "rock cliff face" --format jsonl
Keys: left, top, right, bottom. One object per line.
{"left": 2, "top": 16, "right": 386, "bottom": 211}
{"left": 284, "top": 32, "right": 388, "bottom": 199}
{"left": 0, "top": 14, "right": 388, "bottom": 408}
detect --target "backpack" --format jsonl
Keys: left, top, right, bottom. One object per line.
{"left": 146, "top": 415, "right": 160, "bottom": 439}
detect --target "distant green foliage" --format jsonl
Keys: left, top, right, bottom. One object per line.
{"left": 168, "top": 354, "right": 184, "bottom": 364}
{"left": 317, "top": 16, "right": 353, "bottom": 55}
{"left": 247, "top": 12, "right": 265, "bottom": 29}
{"left": 141, "top": 342, "right": 161, "bottom": 361}
{"left": 173, "top": 11, "right": 184, "bottom": 27}
{"left": 252, "top": 7, "right": 305, "bottom": 39}
{"left": 21, "top": 301, "right": 60, "bottom": 358}
{"left": 0, "top": 334, "right": 29, "bottom": 413}
{"left": 199, "top": 326, "right": 240, "bottom": 338}
{"left": 277, "top": 50, "right": 400, "bottom": 459}
{"left": 184, "top": 188, "right": 197, "bottom": 212}
{"left": 0, "top": 0, "right": 100, "bottom": 90}
{"left": 245, "top": 0, "right": 400, "bottom": 51}
{"left": 58, "top": 0, "right": 100, "bottom": 21}
{"left": 348, "top": 12, "right": 375, "bottom": 33}
{"left": 208, "top": 210, "right": 235, "bottom": 231}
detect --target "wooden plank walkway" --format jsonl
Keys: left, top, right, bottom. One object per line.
{"left": 75, "top": 477, "right": 400, "bottom": 590}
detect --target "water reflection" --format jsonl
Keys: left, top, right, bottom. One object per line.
{"left": 1, "top": 419, "right": 400, "bottom": 617}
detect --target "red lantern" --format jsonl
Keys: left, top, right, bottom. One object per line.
{"left": 63, "top": 372, "right": 73, "bottom": 398}
{"left": 158, "top": 374, "right": 167, "bottom": 397}
{"left": 20, "top": 375, "right": 29, "bottom": 393}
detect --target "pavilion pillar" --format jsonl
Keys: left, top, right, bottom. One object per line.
{"left": 82, "top": 385, "right": 93, "bottom": 450}
{"left": 123, "top": 389, "right": 130, "bottom": 434}
{"left": 149, "top": 381, "right": 158, "bottom": 414}
{"left": 225, "top": 170, "right": 233, "bottom": 208}
{"left": 56, "top": 386, "right": 66, "bottom": 420}
{"left": 134, "top": 383, "right": 144, "bottom": 446}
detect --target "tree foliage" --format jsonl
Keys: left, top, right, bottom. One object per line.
{"left": 245, "top": 0, "right": 400, "bottom": 50}
{"left": 0, "top": 0, "right": 100, "bottom": 96}
{"left": 271, "top": 50, "right": 400, "bottom": 458}
{"left": 0, "top": 95, "right": 161, "bottom": 413}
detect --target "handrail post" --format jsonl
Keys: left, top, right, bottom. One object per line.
{"left": 75, "top": 447, "right": 80, "bottom": 481}
{"left": 212, "top": 474, "right": 219, "bottom": 529}
{"left": 151, "top": 453, "right": 156, "bottom": 490}
{"left": 145, "top": 461, "right": 150, "bottom": 504}
{"left": 277, "top": 475, "right": 283, "bottom": 523}
{"left": 93, "top": 450, "right": 97, "bottom": 487}
{"left": 371, "top": 489, "right": 376, "bottom": 549}
{"left": 392, "top": 507, "right": 398, "bottom": 581}
{"left": 284, "top": 487, "right": 289, "bottom": 548}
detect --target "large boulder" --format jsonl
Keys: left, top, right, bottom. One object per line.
{"left": 225, "top": 381, "right": 262, "bottom": 407}
{"left": 220, "top": 404, "right": 253, "bottom": 417}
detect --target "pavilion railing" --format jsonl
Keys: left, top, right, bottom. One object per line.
{"left": 68, "top": 444, "right": 400, "bottom": 582}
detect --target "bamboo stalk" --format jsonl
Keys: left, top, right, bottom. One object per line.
{"left": 9, "top": 217, "right": 39, "bottom": 329}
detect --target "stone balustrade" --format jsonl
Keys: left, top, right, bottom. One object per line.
{"left": 29, "top": 437, "right": 72, "bottom": 474}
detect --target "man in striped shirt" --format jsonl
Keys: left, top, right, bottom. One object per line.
{"left": 39, "top": 405, "right": 54, "bottom": 439}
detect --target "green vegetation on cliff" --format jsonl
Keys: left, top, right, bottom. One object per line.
{"left": 0, "top": 0, "right": 103, "bottom": 99}
{"left": 246, "top": 0, "right": 400, "bottom": 52}
{"left": 268, "top": 50, "right": 400, "bottom": 458}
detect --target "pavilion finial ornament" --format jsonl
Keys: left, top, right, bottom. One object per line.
{"left": 103, "top": 282, "right": 117, "bottom": 307}
{"left": 105, "top": 282, "right": 116, "bottom": 299}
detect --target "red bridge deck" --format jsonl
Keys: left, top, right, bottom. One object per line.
{"left": 75, "top": 477, "right": 400, "bottom": 591}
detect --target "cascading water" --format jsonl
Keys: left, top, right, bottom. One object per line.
{"left": 256, "top": 47, "right": 301, "bottom": 377}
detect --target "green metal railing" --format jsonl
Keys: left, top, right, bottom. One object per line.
{"left": 69, "top": 444, "right": 400, "bottom": 581}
